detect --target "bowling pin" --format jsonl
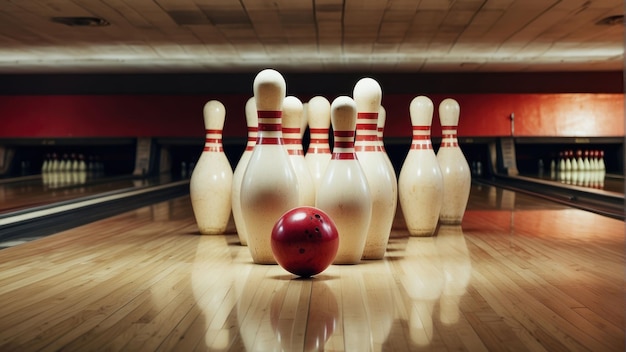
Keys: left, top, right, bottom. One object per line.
{"left": 436, "top": 98, "right": 471, "bottom": 225}
{"left": 282, "top": 96, "right": 315, "bottom": 206}
{"left": 598, "top": 150, "right": 605, "bottom": 171}
{"left": 353, "top": 78, "right": 397, "bottom": 259}
{"left": 398, "top": 96, "right": 443, "bottom": 236}
{"left": 576, "top": 150, "right": 584, "bottom": 171}
{"left": 377, "top": 105, "right": 398, "bottom": 206}
{"left": 583, "top": 150, "right": 591, "bottom": 170}
{"left": 565, "top": 151, "right": 572, "bottom": 171}
{"left": 190, "top": 100, "right": 233, "bottom": 235}
{"left": 304, "top": 96, "right": 332, "bottom": 195}
{"left": 231, "top": 97, "right": 258, "bottom": 246}
{"left": 240, "top": 69, "right": 299, "bottom": 264}
{"left": 316, "top": 96, "right": 371, "bottom": 264}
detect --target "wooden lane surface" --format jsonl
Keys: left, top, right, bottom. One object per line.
{"left": 0, "top": 185, "right": 623, "bottom": 351}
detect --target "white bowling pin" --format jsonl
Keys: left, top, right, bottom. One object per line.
{"left": 300, "top": 102, "right": 309, "bottom": 139}
{"left": 569, "top": 150, "right": 582, "bottom": 171}
{"left": 354, "top": 78, "right": 397, "bottom": 260}
{"left": 190, "top": 100, "right": 234, "bottom": 235}
{"left": 583, "top": 150, "right": 591, "bottom": 171}
{"left": 598, "top": 150, "right": 605, "bottom": 171}
{"left": 398, "top": 96, "right": 443, "bottom": 236}
{"left": 316, "top": 96, "right": 371, "bottom": 264}
{"left": 377, "top": 105, "right": 398, "bottom": 214}
{"left": 282, "top": 96, "right": 315, "bottom": 206}
{"left": 240, "top": 69, "right": 299, "bottom": 264}
{"left": 436, "top": 98, "right": 471, "bottom": 225}
{"left": 304, "top": 96, "right": 332, "bottom": 195}
{"left": 576, "top": 150, "right": 584, "bottom": 171}
{"left": 231, "top": 97, "right": 258, "bottom": 246}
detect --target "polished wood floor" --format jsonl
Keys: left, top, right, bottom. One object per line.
{"left": 0, "top": 185, "right": 623, "bottom": 351}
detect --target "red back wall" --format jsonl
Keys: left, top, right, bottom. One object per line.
{"left": 0, "top": 93, "right": 622, "bottom": 138}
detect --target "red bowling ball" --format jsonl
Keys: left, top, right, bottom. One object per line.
{"left": 271, "top": 206, "right": 339, "bottom": 277}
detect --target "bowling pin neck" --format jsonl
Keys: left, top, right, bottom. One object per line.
{"left": 256, "top": 110, "right": 284, "bottom": 145}
{"left": 355, "top": 112, "right": 381, "bottom": 152}
{"left": 245, "top": 126, "right": 258, "bottom": 151}
{"left": 283, "top": 127, "right": 304, "bottom": 155}
{"left": 306, "top": 128, "right": 331, "bottom": 154}
{"left": 440, "top": 125, "right": 459, "bottom": 148}
{"left": 410, "top": 125, "right": 433, "bottom": 150}
{"left": 203, "top": 128, "right": 224, "bottom": 152}
{"left": 332, "top": 130, "right": 357, "bottom": 160}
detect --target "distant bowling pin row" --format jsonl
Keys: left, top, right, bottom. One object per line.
{"left": 554, "top": 168, "right": 606, "bottom": 189}
{"left": 41, "top": 153, "right": 104, "bottom": 187}
{"left": 190, "top": 69, "right": 471, "bottom": 265}
{"left": 555, "top": 150, "right": 605, "bottom": 172}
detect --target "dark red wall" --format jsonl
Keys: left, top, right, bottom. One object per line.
{"left": 0, "top": 93, "right": 622, "bottom": 138}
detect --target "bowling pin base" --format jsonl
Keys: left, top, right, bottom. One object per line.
{"left": 407, "top": 228, "right": 437, "bottom": 237}
{"left": 439, "top": 217, "right": 463, "bottom": 225}
{"left": 361, "top": 247, "right": 386, "bottom": 260}
{"left": 197, "top": 226, "right": 228, "bottom": 235}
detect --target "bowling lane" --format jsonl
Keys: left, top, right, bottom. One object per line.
{"left": 0, "top": 184, "right": 622, "bottom": 351}
{"left": 518, "top": 172, "right": 624, "bottom": 195}
{"left": 0, "top": 173, "right": 181, "bottom": 214}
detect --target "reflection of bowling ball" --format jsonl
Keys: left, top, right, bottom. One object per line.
{"left": 271, "top": 206, "right": 339, "bottom": 277}
{"left": 270, "top": 281, "right": 338, "bottom": 351}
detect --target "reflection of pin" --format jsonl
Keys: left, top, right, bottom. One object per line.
{"left": 269, "top": 281, "right": 338, "bottom": 351}
{"left": 240, "top": 69, "right": 299, "bottom": 264}
{"left": 398, "top": 96, "right": 443, "bottom": 236}
{"left": 436, "top": 98, "right": 471, "bottom": 225}
{"left": 282, "top": 96, "right": 315, "bottom": 206}
{"left": 316, "top": 96, "right": 371, "bottom": 264}
{"left": 400, "top": 236, "right": 443, "bottom": 346}
{"left": 353, "top": 78, "right": 396, "bottom": 259}
{"left": 190, "top": 100, "right": 233, "bottom": 235}
{"left": 304, "top": 96, "right": 332, "bottom": 196}
{"left": 435, "top": 225, "right": 471, "bottom": 326}
{"left": 232, "top": 97, "right": 257, "bottom": 246}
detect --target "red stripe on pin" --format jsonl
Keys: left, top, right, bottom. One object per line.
{"left": 205, "top": 129, "right": 222, "bottom": 134}
{"left": 334, "top": 131, "right": 355, "bottom": 138}
{"left": 355, "top": 145, "right": 380, "bottom": 152}
{"left": 355, "top": 135, "right": 379, "bottom": 141}
{"left": 412, "top": 135, "right": 431, "bottom": 140}
{"left": 308, "top": 148, "right": 331, "bottom": 153}
{"left": 413, "top": 126, "right": 430, "bottom": 131}
{"left": 309, "top": 138, "right": 329, "bottom": 144}
{"left": 205, "top": 138, "right": 221, "bottom": 144}
{"left": 440, "top": 142, "right": 458, "bottom": 147}
{"left": 283, "top": 139, "right": 302, "bottom": 144}
{"left": 357, "top": 112, "right": 378, "bottom": 119}
{"left": 258, "top": 124, "right": 282, "bottom": 131}
{"left": 410, "top": 143, "right": 432, "bottom": 150}
{"left": 287, "top": 149, "right": 304, "bottom": 156}
{"left": 332, "top": 153, "right": 357, "bottom": 160}
{"left": 356, "top": 124, "right": 378, "bottom": 130}
{"left": 309, "top": 128, "right": 328, "bottom": 134}
{"left": 334, "top": 141, "right": 353, "bottom": 148}
{"left": 258, "top": 110, "right": 282, "bottom": 118}
{"left": 282, "top": 127, "right": 300, "bottom": 134}
{"left": 257, "top": 137, "right": 282, "bottom": 145}
{"left": 203, "top": 146, "right": 224, "bottom": 152}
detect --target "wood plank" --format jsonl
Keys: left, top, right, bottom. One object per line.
{"left": 0, "top": 185, "right": 623, "bottom": 351}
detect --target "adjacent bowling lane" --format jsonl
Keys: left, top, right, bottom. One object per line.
{"left": 0, "top": 174, "right": 181, "bottom": 214}
{"left": 0, "top": 184, "right": 622, "bottom": 351}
